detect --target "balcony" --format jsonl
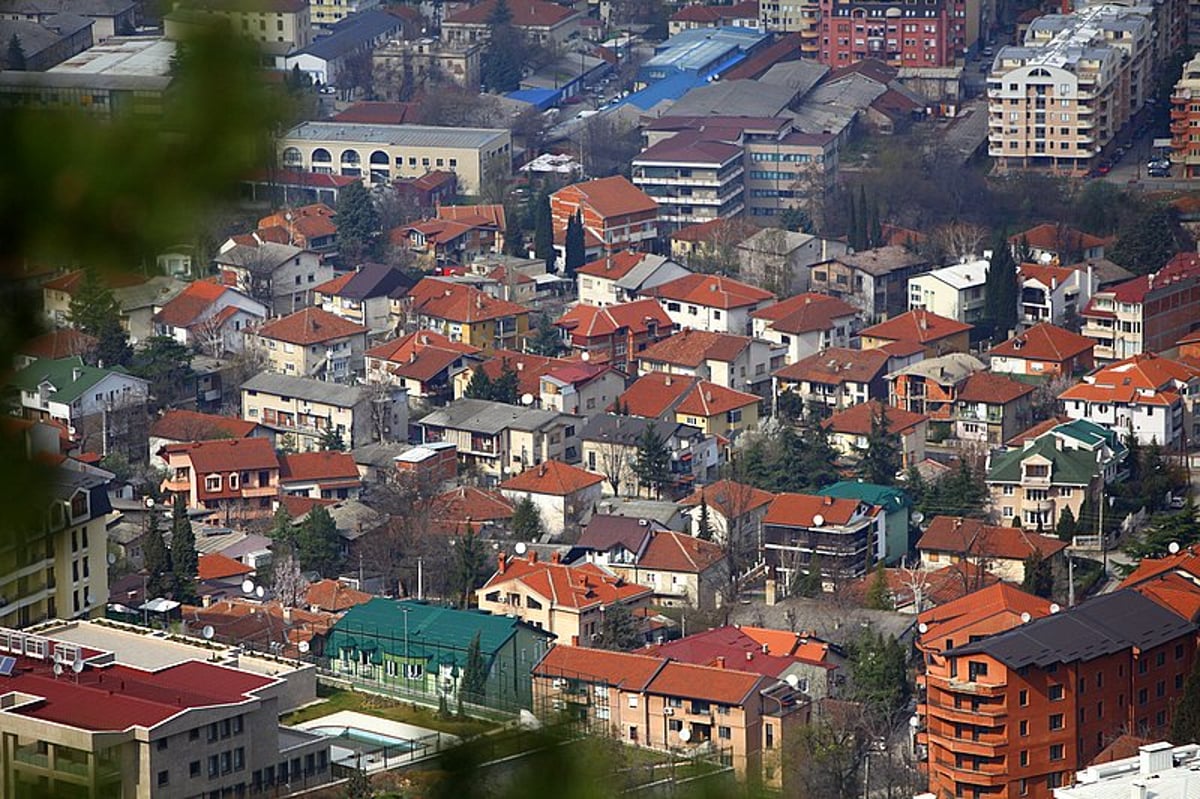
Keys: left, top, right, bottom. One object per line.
{"left": 162, "top": 477, "right": 191, "bottom": 493}
{"left": 924, "top": 697, "right": 1007, "bottom": 721}
{"left": 930, "top": 757, "right": 1009, "bottom": 787}
{"left": 927, "top": 675, "right": 1006, "bottom": 697}
{"left": 1172, "top": 108, "right": 1189, "bottom": 120}
{"left": 929, "top": 733, "right": 1005, "bottom": 758}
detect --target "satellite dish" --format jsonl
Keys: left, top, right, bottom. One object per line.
{"left": 917, "top": 622, "right": 928, "bottom": 634}
{"left": 785, "top": 674, "right": 799, "bottom": 689}
{"left": 580, "top": 351, "right": 590, "bottom": 361}
{"left": 515, "top": 542, "right": 528, "bottom": 555}
{"left": 53, "top": 663, "right": 63, "bottom": 677}
{"left": 812, "top": 514, "right": 825, "bottom": 527}
{"left": 144, "top": 496, "right": 155, "bottom": 509}
{"left": 909, "top": 715, "right": 920, "bottom": 729}
{"left": 1049, "top": 603, "right": 1061, "bottom": 614}
{"left": 1020, "top": 612, "right": 1032, "bottom": 623}
{"left": 1170, "top": 542, "right": 1181, "bottom": 555}
{"left": 107, "top": 553, "right": 116, "bottom": 565}
{"left": 255, "top": 586, "right": 265, "bottom": 599}
{"left": 521, "top": 393, "right": 534, "bottom": 406}
{"left": 202, "top": 625, "right": 214, "bottom": 640}
{"left": 298, "top": 640, "right": 310, "bottom": 654}
{"left": 678, "top": 728, "right": 691, "bottom": 743}
{"left": 911, "top": 511, "right": 925, "bottom": 525}
{"left": 72, "top": 660, "right": 84, "bottom": 674}
{"left": 242, "top": 579, "right": 255, "bottom": 594}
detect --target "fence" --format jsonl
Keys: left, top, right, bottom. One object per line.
{"left": 316, "top": 668, "right": 522, "bottom": 723}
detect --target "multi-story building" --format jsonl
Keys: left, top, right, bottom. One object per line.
{"left": 989, "top": 322, "right": 1096, "bottom": 379}
{"left": 498, "top": 460, "right": 605, "bottom": 538}
{"left": 401, "top": 278, "right": 530, "bottom": 352}
{"left": 1171, "top": 53, "right": 1200, "bottom": 176}
{"left": 373, "top": 37, "right": 483, "bottom": 95}
{"left": 1018, "top": 262, "right": 1093, "bottom": 326}
{"left": 1009, "top": 223, "right": 1110, "bottom": 265}
{"left": 760, "top": 0, "right": 821, "bottom": 56}
{"left": 680, "top": 479, "right": 776, "bottom": 560}
{"left": 363, "top": 330, "right": 481, "bottom": 401}
{"left": 861, "top": 309, "right": 972, "bottom": 357}
{"left": 165, "top": 0, "right": 314, "bottom": 61}
{"left": 808, "top": 246, "right": 933, "bottom": 322}
{"left": 887, "top": 352, "right": 986, "bottom": 422}
{"left": 153, "top": 280, "right": 267, "bottom": 355}
{"left": 555, "top": 299, "right": 676, "bottom": 372}
{"left": 580, "top": 412, "right": 719, "bottom": 498}
{"left": 1080, "top": 253, "right": 1200, "bottom": 363}
{"left": 908, "top": 259, "right": 990, "bottom": 325}
{"left": 1059, "top": 353, "right": 1200, "bottom": 448}
{"left": 953, "top": 371, "right": 1036, "bottom": 445}
{"left": 987, "top": 4, "right": 1155, "bottom": 175}
{"left": 762, "top": 492, "right": 885, "bottom": 591}
{"left": 214, "top": 240, "right": 330, "bottom": 316}
{"left": 573, "top": 252, "right": 690, "bottom": 307}
{"left": 773, "top": 346, "right": 891, "bottom": 411}
{"left": 250, "top": 306, "right": 367, "bottom": 383}
{"left": 916, "top": 515, "right": 1068, "bottom": 583}
{"left": 922, "top": 589, "right": 1196, "bottom": 799}
{"left": 550, "top": 177, "right": 660, "bottom": 255}
{"left": 0, "top": 0, "right": 137, "bottom": 42}
{"left": 313, "top": 262, "right": 412, "bottom": 335}
{"left": 241, "top": 372, "right": 408, "bottom": 452}
{"left": 637, "top": 329, "right": 783, "bottom": 395}
{"left": 644, "top": 274, "right": 776, "bottom": 336}
{"left": 818, "top": 0, "right": 965, "bottom": 68}
{"left": 751, "top": 292, "right": 859, "bottom": 364}
{"left": 278, "top": 121, "right": 511, "bottom": 194}
{"left": 159, "top": 438, "right": 281, "bottom": 522}
{"left": 631, "top": 132, "right": 746, "bottom": 228}
{"left": 283, "top": 7, "right": 409, "bottom": 84}
{"left": 823, "top": 399, "right": 928, "bottom": 469}
{"left": 440, "top": 0, "right": 582, "bottom": 47}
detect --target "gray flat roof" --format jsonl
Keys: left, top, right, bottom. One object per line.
{"left": 283, "top": 121, "right": 508, "bottom": 149}
{"left": 418, "top": 397, "right": 572, "bottom": 435}
{"left": 241, "top": 372, "right": 364, "bottom": 406}
{"left": 49, "top": 36, "right": 174, "bottom": 76}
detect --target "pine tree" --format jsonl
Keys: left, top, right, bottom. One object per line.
{"left": 858, "top": 403, "right": 901, "bottom": 486}
{"left": 696, "top": 496, "right": 714, "bottom": 541}
{"left": 7, "top": 33, "right": 26, "bottom": 70}
{"left": 170, "top": 494, "right": 198, "bottom": 603}
{"left": 532, "top": 190, "right": 555, "bottom": 270}
{"left": 320, "top": 427, "right": 346, "bottom": 451}
{"left": 1173, "top": 656, "right": 1200, "bottom": 744}
{"left": 490, "top": 361, "right": 520, "bottom": 404}
{"left": 511, "top": 495, "right": 544, "bottom": 541}
{"left": 464, "top": 367, "right": 493, "bottom": 400}
{"left": 870, "top": 198, "right": 883, "bottom": 248}
{"left": 297, "top": 505, "right": 341, "bottom": 578}
{"left": 864, "top": 566, "right": 892, "bottom": 610}
{"left": 599, "top": 604, "right": 642, "bottom": 650}
{"left": 527, "top": 312, "right": 564, "bottom": 356}
{"left": 1055, "top": 505, "right": 1077, "bottom": 543}
{"left": 68, "top": 267, "right": 130, "bottom": 367}
{"left": 1021, "top": 552, "right": 1053, "bottom": 598}
{"left": 270, "top": 505, "right": 296, "bottom": 548}
{"left": 564, "top": 211, "right": 585, "bottom": 277}
{"left": 461, "top": 631, "right": 487, "bottom": 705}
{"left": 142, "top": 505, "right": 174, "bottom": 600}
{"left": 336, "top": 180, "right": 380, "bottom": 262}
{"left": 633, "top": 424, "right": 671, "bottom": 498}
{"left": 454, "top": 523, "right": 486, "bottom": 608}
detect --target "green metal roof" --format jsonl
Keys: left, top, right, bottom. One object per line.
{"left": 9, "top": 356, "right": 141, "bottom": 405}
{"left": 1052, "top": 418, "right": 1127, "bottom": 459}
{"left": 328, "top": 598, "right": 552, "bottom": 667}
{"left": 823, "top": 480, "right": 912, "bottom": 510}
{"left": 987, "top": 436, "right": 1099, "bottom": 485}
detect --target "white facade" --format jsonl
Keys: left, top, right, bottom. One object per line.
{"left": 500, "top": 483, "right": 603, "bottom": 538}
{"left": 751, "top": 310, "right": 855, "bottom": 365}
{"left": 908, "top": 260, "right": 989, "bottom": 324}
{"left": 539, "top": 371, "right": 626, "bottom": 415}
{"left": 1020, "top": 266, "right": 1092, "bottom": 325}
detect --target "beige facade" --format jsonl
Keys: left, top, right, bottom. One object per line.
{"left": 279, "top": 122, "right": 511, "bottom": 195}
{"left": 251, "top": 328, "right": 366, "bottom": 383}
{"left": 374, "top": 38, "right": 483, "bottom": 94}
{"left": 164, "top": 1, "right": 313, "bottom": 55}
{"left": 759, "top": 0, "right": 820, "bottom": 55}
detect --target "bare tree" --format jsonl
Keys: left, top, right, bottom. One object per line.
{"left": 1030, "top": 372, "right": 1075, "bottom": 422}
{"left": 191, "top": 313, "right": 227, "bottom": 359}
{"left": 272, "top": 546, "right": 310, "bottom": 607}
{"left": 594, "top": 435, "right": 632, "bottom": 496}
{"left": 928, "top": 222, "right": 988, "bottom": 263}
{"left": 361, "top": 380, "right": 400, "bottom": 444}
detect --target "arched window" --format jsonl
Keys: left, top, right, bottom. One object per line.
{"left": 282, "top": 147, "right": 303, "bottom": 167}
{"left": 340, "top": 150, "right": 361, "bottom": 164}
{"left": 369, "top": 150, "right": 389, "bottom": 165}
{"left": 311, "top": 148, "right": 332, "bottom": 163}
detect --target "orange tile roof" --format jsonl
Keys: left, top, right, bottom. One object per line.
{"left": 846, "top": 561, "right": 999, "bottom": 608}
{"left": 198, "top": 553, "right": 254, "bottom": 582}
{"left": 989, "top": 322, "right": 1094, "bottom": 363}
{"left": 445, "top": 0, "right": 576, "bottom": 26}
{"left": 751, "top": 292, "right": 857, "bottom": 335}
{"left": 576, "top": 251, "right": 652, "bottom": 280}
{"left": 1018, "top": 262, "right": 1077, "bottom": 288}
{"left": 638, "top": 329, "right": 751, "bottom": 368}
{"left": 19, "top": 328, "right": 97, "bottom": 360}
{"left": 279, "top": 495, "right": 335, "bottom": 518}
{"left": 366, "top": 330, "right": 480, "bottom": 382}
{"left": 738, "top": 626, "right": 805, "bottom": 658}
{"left": 278, "top": 451, "right": 359, "bottom": 484}
{"left": 483, "top": 556, "right": 651, "bottom": 610}
{"left": 916, "top": 582, "right": 1053, "bottom": 651}
{"left": 917, "top": 516, "right": 1068, "bottom": 562}
{"left": 1119, "top": 546, "right": 1200, "bottom": 592}
{"left": 1009, "top": 223, "right": 1109, "bottom": 253}
{"left": 153, "top": 280, "right": 230, "bottom": 328}
{"left": 534, "top": 645, "right": 666, "bottom": 689}
{"left": 257, "top": 307, "right": 366, "bottom": 345}
{"left": 408, "top": 278, "right": 529, "bottom": 324}
{"left": 639, "top": 531, "right": 725, "bottom": 573}
{"left": 160, "top": 438, "right": 278, "bottom": 474}
{"left": 679, "top": 479, "right": 775, "bottom": 517}
{"left": 472, "top": 350, "right": 574, "bottom": 396}
{"left": 432, "top": 486, "right": 514, "bottom": 533}
{"left": 151, "top": 410, "right": 260, "bottom": 442}
{"left": 645, "top": 273, "right": 774, "bottom": 310}
{"left": 437, "top": 203, "right": 506, "bottom": 230}
{"left": 313, "top": 271, "right": 355, "bottom": 296}
{"left": 1005, "top": 415, "right": 1072, "bottom": 447}
{"left": 557, "top": 299, "right": 673, "bottom": 339}
{"left": 955, "top": 372, "right": 1035, "bottom": 404}
{"left": 615, "top": 373, "right": 694, "bottom": 418}
{"left": 671, "top": 217, "right": 756, "bottom": 244}
{"left": 1059, "top": 353, "right": 1199, "bottom": 405}
{"left": 500, "top": 460, "right": 603, "bottom": 496}
{"left": 646, "top": 661, "right": 764, "bottom": 705}
{"left": 764, "top": 492, "right": 865, "bottom": 527}
{"left": 859, "top": 309, "right": 972, "bottom": 344}
{"left": 822, "top": 399, "right": 926, "bottom": 437}
{"left": 773, "top": 346, "right": 890, "bottom": 385}
{"left": 675, "top": 380, "right": 759, "bottom": 417}
{"left": 554, "top": 176, "right": 658, "bottom": 219}
{"left": 304, "top": 578, "right": 373, "bottom": 612}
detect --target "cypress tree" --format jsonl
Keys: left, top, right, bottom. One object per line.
{"left": 1173, "top": 656, "right": 1200, "bottom": 744}
{"left": 533, "top": 190, "right": 555, "bottom": 270}
{"left": 564, "top": 210, "right": 585, "bottom": 277}
{"left": 142, "top": 505, "right": 173, "bottom": 600}
{"left": 847, "top": 193, "right": 858, "bottom": 251}
{"left": 170, "top": 494, "right": 198, "bottom": 603}
{"left": 696, "top": 496, "right": 714, "bottom": 541}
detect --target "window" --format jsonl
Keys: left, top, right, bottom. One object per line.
{"left": 190, "top": 761, "right": 201, "bottom": 778}
{"left": 766, "top": 724, "right": 774, "bottom": 749}
{"left": 208, "top": 756, "right": 219, "bottom": 778}
{"left": 1019, "top": 750, "right": 1029, "bottom": 766}
{"left": 208, "top": 723, "right": 219, "bottom": 743}
{"left": 628, "top": 695, "right": 638, "bottom": 709}
{"left": 1049, "top": 713, "right": 1064, "bottom": 730}
{"left": 189, "top": 729, "right": 200, "bottom": 741}
{"left": 718, "top": 726, "right": 731, "bottom": 740}
{"left": 1019, "top": 719, "right": 1029, "bottom": 736}
{"left": 157, "top": 738, "right": 169, "bottom": 751}
{"left": 158, "top": 770, "right": 169, "bottom": 786}
{"left": 1138, "top": 688, "right": 1148, "bottom": 705}
{"left": 1048, "top": 684, "right": 1064, "bottom": 701}
{"left": 205, "top": 475, "right": 221, "bottom": 492}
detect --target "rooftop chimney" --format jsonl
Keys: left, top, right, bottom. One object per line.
{"left": 715, "top": 656, "right": 726, "bottom": 669}
{"left": 529, "top": 550, "right": 537, "bottom": 563}
{"left": 497, "top": 552, "right": 508, "bottom": 573}
{"left": 551, "top": 551, "right": 561, "bottom": 564}
{"left": 1138, "top": 743, "right": 1174, "bottom": 776}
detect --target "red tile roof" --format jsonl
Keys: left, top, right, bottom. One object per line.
{"left": 332, "top": 101, "right": 418, "bottom": 125}
{"left": 1018, "top": 262, "right": 1076, "bottom": 289}
{"left": 408, "top": 278, "right": 529, "bottom": 324}
{"left": 751, "top": 292, "right": 857, "bottom": 335}
{"left": 671, "top": 0, "right": 759, "bottom": 22}
{"left": 278, "top": 451, "right": 360, "bottom": 484}
{"left": 1010, "top": 223, "right": 1109, "bottom": 254}
{"left": 916, "top": 581, "right": 1053, "bottom": 652}
{"left": 432, "top": 486, "right": 514, "bottom": 534}
{"left": 671, "top": 217, "right": 756, "bottom": 245}
{"left": 160, "top": 438, "right": 278, "bottom": 473}
{"left": 1087, "top": 252, "right": 1200, "bottom": 306}
{"left": 764, "top": 492, "right": 865, "bottom": 527}
{"left": 151, "top": 409, "right": 260, "bottom": 442}
{"left": 646, "top": 273, "right": 774, "bottom": 310}
{"left": 645, "top": 626, "right": 820, "bottom": 678}
{"left": 576, "top": 250, "right": 652, "bottom": 280}
{"left": 639, "top": 530, "right": 725, "bottom": 573}
{"left": 917, "top": 516, "right": 1068, "bottom": 562}
{"left": 773, "top": 346, "right": 890, "bottom": 385}
{"left": 438, "top": 203, "right": 506, "bottom": 230}
{"left": 534, "top": 645, "right": 666, "bottom": 689}
{"left": 279, "top": 495, "right": 335, "bottom": 518}
{"left": 646, "top": 661, "right": 764, "bottom": 705}
{"left": 20, "top": 328, "right": 98, "bottom": 360}
{"left": 483, "top": 556, "right": 651, "bottom": 610}
{"left": 822, "top": 400, "right": 926, "bottom": 437}
{"left": 679, "top": 479, "right": 775, "bottom": 517}
{"left": 304, "top": 578, "right": 373, "bottom": 612}
{"left": 445, "top": 0, "right": 576, "bottom": 26}
{"left": 846, "top": 561, "right": 999, "bottom": 609}
{"left": 152, "top": 280, "right": 230, "bottom": 328}
{"left": 637, "top": 131, "right": 743, "bottom": 165}
{"left": 955, "top": 372, "right": 1035, "bottom": 404}
{"left": 313, "top": 271, "right": 355, "bottom": 296}
{"left": 556, "top": 299, "right": 674, "bottom": 339}
{"left": 989, "top": 322, "right": 1094, "bottom": 363}
{"left": 198, "top": 552, "right": 254, "bottom": 581}
{"left": 257, "top": 307, "right": 366, "bottom": 345}
{"left": 500, "top": 460, "right": 603, "bottom": 496}
{"left": 554, "top": 176, "right": 658, "bottom": 219}
{"left": 366, "top": 330, "right": 480, "bottom": 382}
{"left": 472, "top": 349, "right": 574, "bottom": 396}
{"left": 616, "top": 373, "right": 694, "bottom": 418}
{"left": 859, "top": 309, "right": 972, "bottom": 345}
{"left": 675, "top": 380, "right": 759, "bottom": 417}
{"left": 1059, "top": 353, "right": 1199, "bottom": 406}
{"left": 42, "top": 269, "right": 146, "bottom": 294}
{"left": 638, "top": 329, "right": 751, "bottom": 368}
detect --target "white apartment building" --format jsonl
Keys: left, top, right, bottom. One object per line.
{"left": 907, "top": 259, "right": 990, "bottom": 325}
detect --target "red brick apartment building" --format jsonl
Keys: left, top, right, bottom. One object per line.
{"left": 921, "top": 590, "right": 1196, "bottom": 799}
{"left": 818, "top": 0, "right": 965, "bottom": 68}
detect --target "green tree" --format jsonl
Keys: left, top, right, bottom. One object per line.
{"left": 464, "top": 366, "right": 493, "bottom": 400}
{"left": 793, "top": 554, "right": 823, "bottom": 597}
{"left": 527, "top": 312, "right": 565, "bottom": 356}
{"left": 780, "top": 205, "right": 812, "bottom": 233}
{"left": 1021, "top": 552, "right": 1054, "bottom": 598}
{"left": 864, "top": 566, "right": 892, "bottom": 610}
{"left": 983, "top": 230, "right": 1018, "bottom": 340}
{"left": 1108, "top": 203, "right": 1181, "bottom": 275}
{"left": 68, "top": 267, "right": 131, "bottom": 367}
{"left": 532, "top": 189, "right": 555, "bottom": 270}
{"left": 847, "top": 627, "right": 908, "bottom": 715}
{"left": 142, "top": 504, "right": 173, "bottom": 599}
{"left": 1173, "top": 656, "right": 1200, "bottom": 744}
{"left": 344, "top": 762, "right": 372, "bottom": 799}
{"left": 857, "top": 403, "right": 901, "bottom": 486}
{"left": 491, "top": 361, "right": 520, "bottom": 405}
{"left": 696, "top": 496, "right": 714, "bottom": 541}
{"left": 461, "top": 631, "right": 487, "bottom": 705}
{"left": 633, "top": 424, "right": 671, "bottom": 498}
{"left": 564, "top": 211, "right": 585, "bottom": 277}
{"left": 170, "top": 493, "right": 198, "bottom": 603}
{"left": 480, "top": 0, "right": 526, "bottom": 92}
{"left": 336, "top": 180, "right": 380, "bottom": 262}
{"left": 599, "top": 604, "right": 642, "bottom": 650}
{"left": 504, "top": 210, "right": 526, "bottom": 257}
{"left": 297, "top": 505, "right": 342, "bottom": 578}
{"left": 1124, "top": 502, "right": 1200, "bottom": 561}
{"left": 269, "top": 504, "right": 295, "bottom": 548}
{"left": 6, "top": 33, "right": 25, "bottom": 70}
{"left": 454, "top": 523, "right": 487, "bottom": 608}
{"left": 1055, "top": 505, "right": 1077, "bottom": 543}
{"left": 129, "top": 335, "right": 193, "bottom": 404}
{"left": 320, "top": 426, "right": 346, "bottom": 451}
{"left": 511, "top": 495, "right": 544, "bottom": 541}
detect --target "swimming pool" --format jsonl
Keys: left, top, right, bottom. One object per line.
{"left": 307, "top": 725, "right": 419, "bottom": 753}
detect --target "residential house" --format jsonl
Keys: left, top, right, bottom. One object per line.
{"left": 580, "top": 413, "right": 718, "bottom": 498}
{"left": 986, "top": 434, "right": 1105, "bottom": 529}
{"left": 577, "top": 515, "right": 728, "bottom": 609}
{"left": 615, "top": 372, "right": 697, "bottom": 421}
{"left": 550, "top": 176, "right": 659, "bottom": 255}
{"left": 680, "top": 480, "right": 776, "bottom": 560}
{"left": 499, "top": 460, "right": 604, "bottom": 538}
{"left": 214, "top": 240, "right": 331, "bottom": 316}
{"left": 887, "top": 353, "right": 986, "bottom": 423}
{"left": 430, "top": 485, "right": 513, "bottom": 536}
{"left": 110, "top": 276, "right": 190, "bottom": 345}
{"left": 538, "top": 364, "right": 626, "bottom": 416}
{"left": 440, "top": 0, "right": 582, "bottom": 46}
{"left": 152, "top": 280, "right": 267, "bottom": 356}
{"left": 860, "top": 309, "right": 972, "bottom": 357}
{"left": 907, "top": 259, "right": 990, "bottom": 325}
{"left": 149, "top": 410, "right": 270, "bottom": 469}
{"left": 1009, "top": 223, "right": 1109, "bottom": 264}
{"left": 395, "top": 215, "right": 499, "bottom": 266}
{"left": 555, "top": 299, "right": 676, "bottom": 372}
{"left": 953, "top": 372, "right": 1035, "bottom": 445}
{"left": 326, "top": 598, "right": 555, "bottom": 712}
{"left": 669, "top": 1, "right": 761, "bottom": 34}
{"left": 750, "top": 292, "right": 858, "bottom": 364}
{"left": 455, "top": 257, "right": 542, "bottom": 305}
{"left": 283, "top": 8, "right": 408, "bottom": 85}
{"left": 478, "top": 553, "right": 653, "bottom": 646}
{"left": 41, "top": 268, "right": 144, "bottom": 327}
{"left": 373, "top": 38, "right": 483, "bottom": 95}
{"left": 773, "top": 346, "right": 890, "bottom": 412}
{"left": 637, "top": 329, "right": 783, "bottom": 395}
{"left": 916, "top": 515, "right": 1068, "bottom": 583}
{"left": 402, "top": 278, "right": 530, "bottom": 352}
{"left": 823, "top": 400, "right": 928, "bottom": 469}
{"left": 255, "top": 203, "right": 338, "bottom": 252}
{"left": 313, "top": 263, "right": 414, "bottom": 335}
{"left": 416, "top": 398, "right": 583, "bottom": 483}
{"left": 736, "top": 230, "right": 849, "bottom": 294}
{"left": 807, "top": 246, "right": 933, "bottom": 322}
{"left": 574, "top": 251, "right": 690, "bottom": 307}
{"left": 15, "top": 328, "right": 96, "bottom": 368}
{"left": 822, "top": 481, "right": 911, "bottom": 566}
{"left": 1018, "top": 262, "right": 1093, "bottom": 326}
{"left": 241, "top": 372, "right": 408, "bottom": 452}
{"left": 673, "top": 379, "right": 762, "bottom": 439}
{"left": 531, "top": 645, "right": 808, "bottom": 784}
{"left": 363, "top": 330, "right": 481, "bottom": 402}
{"left": 670, "top": 217, "right": 756, "bottom": 267}
{"left": 762, "top": 492, "right": 885, "bottom": 591}
{"left": 644, "top": 273, "right": 775, "bottom": 336}
{"left": 279, "top": 451, "right": 362, "bottom": 501}
{"left": 390, "top": 442, "right": 458, "bottom": 487}
{"left": 0, "top": 0, "right": 137, "bottom": 42}
{"left": 989, "top": 322, "right": 1096, "bottom": 379}
{"left": 250, "top": 307, "right": 368, "bottom": 383}
{"left": 1081, "top": 253, "right": 1200, "bottom": 363}
{"left": 159, "top": 438, "right": 280, "bottom": 522}
{"left": 1058, "top": 353, "right": 1200, "bottom": 447}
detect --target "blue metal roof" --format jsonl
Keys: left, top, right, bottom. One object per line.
{"left": 616, "top": 72, "right": 708, "bottom": 111}
{"left": 299, "top": 10, "right": 405, "bottom": 61}
{"left": 506, "top": 87, "right": 560, "bottom": 111}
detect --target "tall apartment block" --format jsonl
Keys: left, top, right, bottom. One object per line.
{"left": 817, "top": 0, "right": 970, "bottom": 68}
{"left": 987, "top": 4, "right": 1154, "bottom": 175}
{"left": 760, "top": 0, "right": 821, "bottom": 55}
{"left": 1171, "top": 53, "right": 1200, "bottom": 177}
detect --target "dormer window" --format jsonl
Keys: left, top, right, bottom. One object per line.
{"left": 70, "top": 491, "right": 88, "bottom": 521}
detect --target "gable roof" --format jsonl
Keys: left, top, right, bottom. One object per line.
{"left": 18, "top": 328, "right": 97, "bottom": 361}
{"left": 10, "top": 356, "right": 147, "bottom": 405}
{"left": 482, "top": 556, "right": 651, "bottom": 610}
{"left": 320, "top": 263, "right": 414, "bottom": 301}
{"left": 917, "top": 515, "right": 1068, "bottom": 561}
{"left": 639, "top": 530, "right": 725, "bottom": 574}
{"left": 764, "top": 492, "right": 866, "bottom": 527}
{"left": 616, "top": 373, "right": 695, "bottom": 418}
{"left": 645, "top": 273, "right": 774, "bottom": 310}
{"left": 471, "top": 349, "right": 575, "bottom": 397}
{"left": 556, "top": 298, "right": 674, "bottom": 339}
{"left": 860, "top": 309, "right": 972, "bottom": 344}
{"left": 554, "top": 176, "right": 658, "bottom": 219}
{"left": 1010, "top": 223, "right": 1108, "bottom": 253}
{"left": 774, "top": 346, "right": 890, "bottom": 385}
{"left": 822, "top": 399, "right": 927, "bottom": 437}
{"left": 304, "top": 578, "right": 373, "bottom": 612}
{"left": 638, "top": 329, "right": 752, "bottom": 368}
{"left": 160, "top": 438, "right": 278, "bottom": 473}
{"left": 679, "top": 479, "right": 775, "bottom": 517}
{"left": 278, "top": 451, "right": 359, "bottom": 484}
{"left": 1059, "top": 353, "right": 1199, "bottom": 406}
{"left": 578, "top": 514, "right": 662, "bottom": 555}
{"left": 955, "top": 372, "right": 1035, "bottom": 404}
{"left": 751, "top": 292, "right": 857, "bottom": 335}
{"left": 444, "top": 0, "right": 576, "bottom": 27}
{"left": 150, "top": 410, "right": 259, "bottom": 442}
{"left": 675, "top": 380, "right": 760, "bottom": 417}
{"left": 431, "top": 486, "right": 514, "bottom": 534}
{"left": 365, "top": 330, "right": 480, "bottom": 382}
{"left": 150, "top": 280, "right": 230, "bottom": 328}
{"left": 987, "top": 435, "right": 1100, "bottom": 485}
{"left": 827, "top": 245, "right": 928, "bottom": 276}
{"left": 198, "top": 552, "right": 254, "bottom": 582}
{"left": 500, "top": 460, "right": 603, "bottom": 496}
{"left": 408, "top": 278, "right": 529, "bottom": 324}
{"left": 533, "top": 645, "right": 666, "bottom": 690}
{"left": 646, "top": 660, "right": 765, "bottom": 705}
{"left": 576, "top": 251, "right": 655, "bottom": 280}
{"left": 257, "top": 307, "right": 366, "bottom": 345}
{"left": 437, "top": 204, "right": 506, "bottom": 230}
{"left": 989, "top": 322, "right": 1094, "bottom": 363}
{"left": 916, "top": 582, "right": 1054, "bottom": 649}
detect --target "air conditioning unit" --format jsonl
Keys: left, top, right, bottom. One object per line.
{"left": 663, "top": 708, "right": 674, "bottom": 716}
{"left": 553, "top": 678, "right": 567, "bottom": 689}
